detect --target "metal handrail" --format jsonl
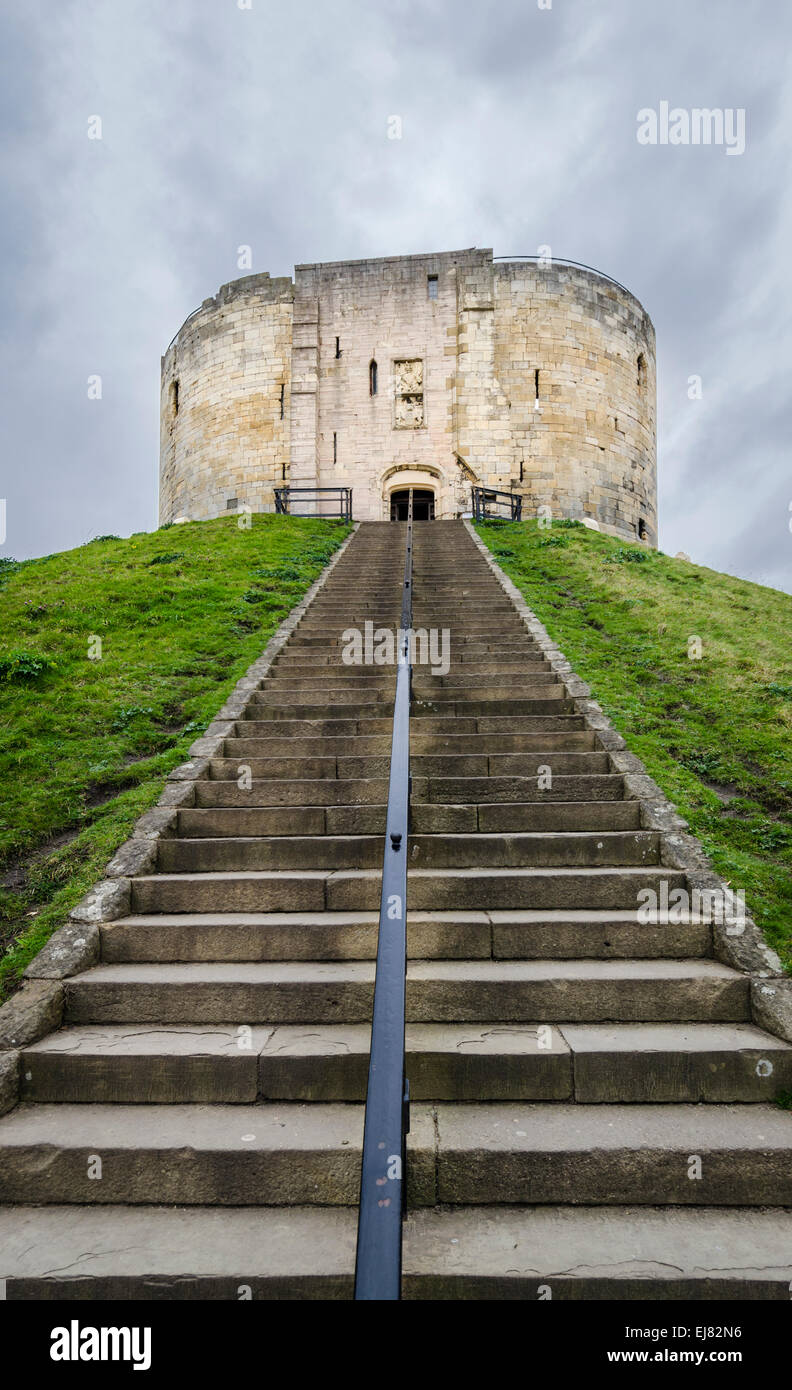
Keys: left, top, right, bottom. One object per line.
{"left": 274, "top": 486, "right": 353, "bottom": 521}
{"left": 471, "top": 485, "right": 522, "bottom": 522}
{"left": 354, "top": 488, "right": 413, "bottom": 1300}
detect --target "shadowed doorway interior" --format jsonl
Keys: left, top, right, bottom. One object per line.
{"left": 390, "top": 489, "right": 434, "bottom": 520}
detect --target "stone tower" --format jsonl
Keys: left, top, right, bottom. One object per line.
{"left": 160, "top": 247, "right": 657, "bottom": 542}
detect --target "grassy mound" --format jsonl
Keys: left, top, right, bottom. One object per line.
{"left": 0, "top": 515, "right": 351, "bottom": 998}
{"left": 476, "top": 519, "right": 792, "bottom": 970}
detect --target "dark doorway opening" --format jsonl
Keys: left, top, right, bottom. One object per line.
{"left": 390, "top": 488, "right": 435, "bottom": 521}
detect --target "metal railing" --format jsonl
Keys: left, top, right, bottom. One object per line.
{"left": 354, "top": 489, "right": 413, "bottom": 1300}
{"left": 471, "top": 485, "right": 522, "bottom": 522}
{"left": 492, "top": 254, "right": 634, "bottom": 298}
{"left": 273, "top": 486, "right": 353, "bottom": 521}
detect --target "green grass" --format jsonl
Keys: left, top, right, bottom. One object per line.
{"left": 0, "top": 515, "right": 351, "bottom": 999}
{"left": 475, "top": 519, "right": 792, "bottom": 970}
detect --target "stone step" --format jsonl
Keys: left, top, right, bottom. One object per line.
{"left": 308, "top": 605, "right": 515, "bottom": 618}
{"left": 101, "top": 905, "right": 711, "bottom": 964}
{"left": 415, "top": 699, "right": 576, "bottom": 717}
{"left": 193, "top": 774, "right": 624, "bottom": 809}
{"left": 355, "top": 865, "right": 685, "bottom": 911}
{"left": 219, "top": 730, "right": 598, "bottom": 758}
{"left": 0, "top": 1103, "right": 375, "bottom": 1208}
{"left": 419, "top": 671, "right": 559, "bottom": 687}
{"left": 3, "top": 1101, "right": 789, "bottom": 1211}
{"left": 413, "top": 731, "right": 597, "bottom": 751}
{"left": 263, "top": 673, "right": 396, "bottom": 689}
{"left": 402, "top": 1205, "right": 792, "bottom": 1299}
{"left": 474, "top": 800, "right": 638, "bottom": 830}
{"left": 487, "top": 908, "right": 712, "bottom": 959}
{"left": 235, "top": 717, "right": 399, "bottom": 736}
{"left": 131, "top": 865, "right": 683, "bottom": 913}
{"left": 467, "top": 715, "right": 586, "bottom": 732}
{"left": 194, "top": 778, "right": 394, "bottom": 807}
{"left": 20, "top": 1021, "right": 792, "bottom": 1104}
{"left": 61, "top": 958, "right": 747, "bottom": 1025}
{"left": 242, "top": 698, "right": 577, "bottom": 721}
{"left": 240, "top": 702, "right": 396, "bottom": 721}
{"left": 287, "top": 635, "right": 537, "bottom": 652}
{"left": 234, "top": 714, "right": 588, "bottom": 735}
{"left": 208, "top": 752, "right": 611, "bottom": 781}
{"left": 102, "top": 910, "right": 494, "bottom": 962}
{"left": 275, "top": 653, "right": 548, "bottom": 670}
{"left": 157, "top": 830, "right": 660, "bottom": 873}
{"left": 412, "top": 684, "right": 567, "bottom": 704}
{"left": 561, "top": 1023, "right": 792, "bottom": 1100}
{"left": 254, "top": 687, "right": 394, "bottom": 704}
{"left": 176, "top": 799, "right": 641, "bottom": 838}
{"left": 0, "top": 1203, "right": 358, "bottom": 1299}
{"left": 423, "top": 774, "right": 626, "bottom": 802}
{"left": 426, "top": 1101, "right": 792, "bottom": 1206}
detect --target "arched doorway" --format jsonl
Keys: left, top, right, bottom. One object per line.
{"left": 390, "top": 488, "right": 435, "bottom": 521}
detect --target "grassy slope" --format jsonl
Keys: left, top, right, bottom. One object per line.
{"left": 0, "top": 515, "right": 351, "bottom": 998}
{"left": 475, "top": 520, "right": 792, "bottom": 970}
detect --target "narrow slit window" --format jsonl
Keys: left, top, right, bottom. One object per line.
{"left": 335, "top": 336, "right": 341, "bottom": 359}
{"left": 637, "top": 353, "right": 647, "bottom": 389}
{"left": 369, "top": 360, "right": 378, "bottom": 396}
{"left": 427, "top": 274, "right": 438, "bottom": 300}
{"left": 638, "top": 516, "right": 648, "bottom": 540}
{"left": 333, "top": 431, "right": 337, "bottom": 464}
{"left": 170, "top": 379, "right": 179, "bottom": 416}
{"left": 279, "top": 383, "right": 285, "bottom": 420}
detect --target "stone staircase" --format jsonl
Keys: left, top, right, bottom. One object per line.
{"left": 1, "top": 520, "right": 792, "bottom": 1298}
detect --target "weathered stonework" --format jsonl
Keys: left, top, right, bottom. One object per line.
{"left": 160, "top": 274, "right": 293, "bottom": 523}
{"left": 160, "top": 249, "right": 657, "bottom": 539}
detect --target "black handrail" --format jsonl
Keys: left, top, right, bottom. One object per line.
{"left": 471, "top": 485, "right": 522, "bottom": 522}
{"left": 274, "top": 486, "right": 353, "bottom": 521}
{"left": 354, "top": 488, "right": 413, "bottom": 1300}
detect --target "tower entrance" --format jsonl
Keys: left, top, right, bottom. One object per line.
{"left": 390, "top": 488, "right": 435, "bottom": 521}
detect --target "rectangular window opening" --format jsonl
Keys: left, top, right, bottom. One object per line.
{"left": 427, "top": 275, "right": 438, "bottom": 299}
{"left": 335, "top": 337, "right": 341, "bottom": 359}
{"left": 226, "top": 497, "right": 238, "bottom": 510}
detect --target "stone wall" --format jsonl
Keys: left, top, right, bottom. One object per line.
{"left": 159, "top": 274, "right": 293, "bottom": 523}
{"left": 292, "top": 249, "right": 487, "bottom": 519}
{"left": 159, "top": 250, "right": 657, "bottom": 541}
{"left": 494, "top": 263, "right": 657, "bottom": 543}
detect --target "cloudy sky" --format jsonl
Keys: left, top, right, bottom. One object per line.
{"left": 1, "top": 0, "right": 790, "bottom": 591}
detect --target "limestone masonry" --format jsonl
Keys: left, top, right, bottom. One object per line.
{"left": 160, "top": 247, "right": 657, "bottom": 540}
